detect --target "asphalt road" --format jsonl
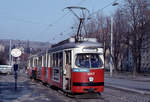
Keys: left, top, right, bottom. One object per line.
{"left": 0, "top": 73, "right": 150, "bottom": 102}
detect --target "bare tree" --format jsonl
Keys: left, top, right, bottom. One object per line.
{"left": 122, "top": 0, "right": 150, "bottom": 76}
{"left": 112, "top": 8, "right": 129, "bottom": 72}
{"left": 85, "top": 12, "right": 111, "bottom": 69}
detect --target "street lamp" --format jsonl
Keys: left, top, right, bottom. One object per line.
{"left": 110, "top": 2, "right": 119, "bottom": 77}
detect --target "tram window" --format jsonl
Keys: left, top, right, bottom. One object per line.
{"left": 28, "top": 60, "right": 30, "bottom": 67}
{"left": 53, "top": 69, "right": 60, "bottom": 81}
{"left": 48, "top": 54, "right": 51, "bottom": 67}
{"left": 43, "top": 55, "right": 46, "bottom": 67}
{"left": 50, "top": 54, "right": 53, "bottom": 67}
{"left": 38, "top": 56, "right": 42, "bottom": 67}
{"left": 65, "top": 51, "right": 71, "bottom": 65}
{"left": 75, "top": 53, "right": 103, "bottom": 68}
{"left": 34, "top": 58, "right": 38, "bottom": 67}
{"left": 53, "top": 53, "right": 56, "bottom": 67}
{"left": 30, "top": 59, "right": 33, "bottom": 67}
{"left": 56, "top": 53, "right": 59, "bottom": 67}
{"left": 58, "top": 52, "right": 63, "bottom": 67}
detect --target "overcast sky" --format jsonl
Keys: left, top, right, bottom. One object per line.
{"left": 0, "top": 0, "right": 122, "bottom": 43}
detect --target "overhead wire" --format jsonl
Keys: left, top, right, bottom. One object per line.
{"left": 0, "top": 10, "right": 71, "bottom": 42}
{"left": 48, "top": 11, "right": 71, "bottom": 27}
{"left": 41, "top": 0, "right": 120, "bottom": 44}
{"left": 50, "top": 25, "right": 74, "bottom": 43}
{"left": 37, "top": 11, "right": 73, "bottom": 43}
{"left": 1, "top": 0, "right": 119, "bottom": 43}
{"left": 36, "top": 11, "right": 71, "bottom": 38}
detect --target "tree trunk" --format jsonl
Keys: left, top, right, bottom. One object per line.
{"left": 137, "top": 54, "right": 141, "bottom": 73}
{"left": 133, "top": 54, "right": 137, "bottom": 78}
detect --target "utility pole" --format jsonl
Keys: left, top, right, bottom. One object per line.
{"left": 109, "top": 2, "right": 119, "bottom": 77}
{"left": 9, "top": 40, "right": 12, "bottom": 66}
{"left": 110, "top": 17, "right": 114, "bottom": 77}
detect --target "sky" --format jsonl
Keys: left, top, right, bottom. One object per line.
{"left": 0, "top": 0, "right": 122, "bottom": 44}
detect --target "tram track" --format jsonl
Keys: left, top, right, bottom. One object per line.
{"left": 27, "top": 78, "right": 124, "bottom": 102}
{"left": 1, "top": 74, "right": 150, "bottom": 102}
{"left": 103, "top": 92, "right": 126, "bottom": 102}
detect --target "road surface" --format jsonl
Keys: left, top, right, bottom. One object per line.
{"left": 0, "top": 73, "right": 150, "bottom": 102}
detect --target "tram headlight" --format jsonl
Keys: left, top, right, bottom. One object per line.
{"left": 89, "top": 77, "right": 94, "bottom": 82}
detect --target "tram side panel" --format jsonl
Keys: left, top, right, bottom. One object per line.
{"left": 48, "top": 67, "right": 52, "bottom": 85}
{"left": 40, "top": 67, "right": 44, "bottom": 81}
{"left": 47, "top": 52, "right": 64, "bottom": 89}
{"left": 45, "top": 67, "right": 47, "bottom": 83}
{"left": 43, "top": 54, "right": 48, "bottom": 83}
{"left": 43, "top": 67, "right": 48, "bottom": 83}
{"left": 36, "top": 67, "right": 41, "bottom": 80}
{"left": 50, "top": 68, "right": 63, "bottom": 89}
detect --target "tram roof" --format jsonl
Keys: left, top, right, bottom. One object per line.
{"left": 48, "top": 37, "right": 103, "bottom": 53}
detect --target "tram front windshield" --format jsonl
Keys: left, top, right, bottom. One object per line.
{"left": 75, "top": 53, "right": 103, "bottom": 68}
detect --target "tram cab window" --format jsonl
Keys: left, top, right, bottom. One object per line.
{"left": 38, "top": 56, "right": 42, "bottom": 68}
{"left": 75, "top": 53, "right": 103, "bottom": 68}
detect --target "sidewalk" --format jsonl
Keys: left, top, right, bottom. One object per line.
{"left": 104, "top": 72, "right": 150, "bottom": 95}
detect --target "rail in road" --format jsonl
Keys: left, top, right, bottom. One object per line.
{"left": 0, "top": 73, "right": 150, "bottom": 102}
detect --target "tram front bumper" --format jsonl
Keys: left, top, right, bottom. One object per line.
{"left": 83, "top": 88, "right": 97, "bottom": 93}
{"left": 72, "top": 85, "right": 104, "bottom": 93}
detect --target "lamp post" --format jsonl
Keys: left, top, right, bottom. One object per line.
{"left": 109, "top": 2, "right": 119, "bottom": 77}
{"left": 9, "top": 40, "right": 12, "bottom": 66}
{"left": 110, "top": 17, "right": 114, "bottom": 77}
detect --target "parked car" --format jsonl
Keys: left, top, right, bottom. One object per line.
{"left": 0, "top": 65, "right": 13, "bottom": 74}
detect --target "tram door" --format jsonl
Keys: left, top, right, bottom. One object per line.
{"left": 63, "top": 50, "right": 72, "bottom": 91}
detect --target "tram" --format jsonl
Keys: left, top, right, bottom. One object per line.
{"left": 27, "top": 37, "right": 104, "bottom": 94}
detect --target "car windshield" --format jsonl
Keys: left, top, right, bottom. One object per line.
{"left": 75, "top": 53, "right": 103, "bottom": 68}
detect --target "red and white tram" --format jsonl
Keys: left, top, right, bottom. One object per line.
{"left": 27, "top": 38, "right": 104, "bottom": 94}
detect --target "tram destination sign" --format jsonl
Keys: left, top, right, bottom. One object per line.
{"left": 11, "top": 48, "right": 22, "bottom": 57}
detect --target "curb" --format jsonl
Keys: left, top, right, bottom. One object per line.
{"left": 105, "top": 84, "right": 150, "bottom": 95}
{"left": 132, "top": 79, "right": 150, "bottom": 82}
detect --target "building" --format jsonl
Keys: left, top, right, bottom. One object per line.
{"left": 141, "top": 24, "right": 150, "bottom": 73}
{"left": 122, "top": 48, "right": 134, "bottom": 72}
{"left": 0, "top": 44, "right": 5, "bottom": 52}
{"left": 122, "top": 23, "right": 150, "bottom": 73}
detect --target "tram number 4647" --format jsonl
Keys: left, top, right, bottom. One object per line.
{"left": 88, "top": 72, "right": 95, "bottom": 75}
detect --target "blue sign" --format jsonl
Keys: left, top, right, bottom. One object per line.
{"left": 72, "top": 68, "right": 89, "bottom": 72}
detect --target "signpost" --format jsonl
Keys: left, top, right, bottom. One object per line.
{"left": 11, "top": 48, "right": 22, "bottom": 90}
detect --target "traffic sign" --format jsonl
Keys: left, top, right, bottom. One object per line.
{"left": 11, "top": 48, "right": 22, "bottom": 57}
